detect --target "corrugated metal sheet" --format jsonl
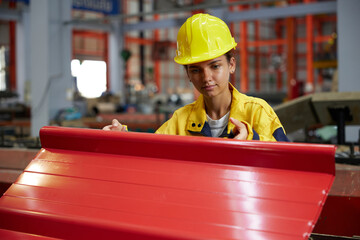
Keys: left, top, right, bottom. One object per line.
{"left": 0, "top": 126, "right": 335, "bottom": 239}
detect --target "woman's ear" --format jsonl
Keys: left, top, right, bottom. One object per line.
{"left": 229, "top": 57, "right": 236, "bottom": 74}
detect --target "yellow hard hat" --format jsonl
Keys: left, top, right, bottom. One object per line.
{"left": 174, "top": 13, "right": 237, "bottom": 65}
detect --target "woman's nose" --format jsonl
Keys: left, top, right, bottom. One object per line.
{"left": 202, "top": 68, "right": 212, "bottom": 81}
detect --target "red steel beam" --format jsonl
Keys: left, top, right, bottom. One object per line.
{"left": 315, "top": 17, "right": 324, "bottom": 86}
{"left": 73, "top": 30, "right": 106, "bottom": 39}
{"left": 239, "top": 5, "right": 248, "bottom": 93}
{"left": 154, "top": 14, "right": 161, "bottom": 93}
{"left": 305, "top": 0, "right": 314, "bottom": 94}
{"left": 125, "top": 36, "right": 155, "bottom": 46}
{"left": 286, "top": 17, "right": 297, "bottom": 100}
{"left": 275, "top": 19, "right": 283, "bottom": 91}
{"left": 229, "top": 3, "right": 236, "bottom": 86}
{"left": 247, "top": 35, "right": 332, "bottom": 48}
{"left": 255, "top": 4, "right": 260, "bottom": 91}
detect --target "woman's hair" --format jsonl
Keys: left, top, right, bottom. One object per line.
{"left": 224, "top": 49, "right": 235, "bottom": 63}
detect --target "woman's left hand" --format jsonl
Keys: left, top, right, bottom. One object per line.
{"left": 230, "top": 117, "right": 248, "bottom": 140}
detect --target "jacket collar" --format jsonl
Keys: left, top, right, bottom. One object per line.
{"left": 186, "top": 94, "right": 207, "bottom": 133}
{"left": 186, "top": 83, "right": 243, "bottom": 134}
{"left": 228, "top": 83, "right": 245, "bottom": 133}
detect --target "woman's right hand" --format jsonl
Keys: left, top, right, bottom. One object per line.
{"left": 102, "top": 119, "right": 127, "bottom": 132}
{"left": 230, "top": 117, "right": 248, "bottom": 140}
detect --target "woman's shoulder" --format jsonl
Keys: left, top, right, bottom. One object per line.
{"left": 231, "top": 85, "right": 268, "bottom": 106}
{"left": 234, "top": 90, "right": 271, "bottom": 108}
{"left": 173, "top": 100, "right": 198, "bottom": 114}
{"left": 245, "top": 95, "right": 270, "bottom": 108}
{"left": 234, "top": 91, "right": 277, "bottom": 118}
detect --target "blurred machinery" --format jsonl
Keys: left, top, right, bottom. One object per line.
{"left": 274, "top": 91, "right": 360, "bottom": 164}
{"left": 0, "top": 91, "right": 35, "bottom": 148}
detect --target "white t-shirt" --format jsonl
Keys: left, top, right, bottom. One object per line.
{"left": 206, "top": 111, "right": 230, "bottom": 137}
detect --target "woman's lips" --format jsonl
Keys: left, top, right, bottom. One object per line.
{"left": 203, "top": 85, "right": 216, "bottom": 91}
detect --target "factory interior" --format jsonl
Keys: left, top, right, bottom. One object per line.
{"left": 0, "top": 0, "right": 360, "bottom": 239}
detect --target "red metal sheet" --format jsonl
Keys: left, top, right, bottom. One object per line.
{"left": 0, "top": 126, "right": 335, "bottom": 239}
{"left": 313, "top": 164, "right": 360, "bottom": 237}
{"left": 0, "top": 228, "right": 56, "bottom": 240}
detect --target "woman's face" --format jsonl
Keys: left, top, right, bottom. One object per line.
{"left": 186, "top": 55, "right": 235, "bottom": 98}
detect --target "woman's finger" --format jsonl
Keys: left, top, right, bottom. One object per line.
{"left": 102, "top": 119, "right": 126, "bottom": 131}
{"left": 230, "top": 117, "right": 248, "bottom": 140}
{"left": 102, "top": 125, "right": 112, "bottom": 131}
{"left": 111, "top": 119, "right": 120, "bottom": 129}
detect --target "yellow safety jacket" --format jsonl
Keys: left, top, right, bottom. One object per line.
{"left": 156, "top": 84, "right": 289, "bottom": 142}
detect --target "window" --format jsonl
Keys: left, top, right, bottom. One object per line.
{"left": 71, "top": 59, "right": 107, "bottom": 98}
{"left": 0, "top": 46, "right": 7, "bottom": 91}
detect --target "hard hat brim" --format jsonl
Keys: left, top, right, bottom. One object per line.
{"left": 174, "top": 42, "right": 237, "bottom": 65}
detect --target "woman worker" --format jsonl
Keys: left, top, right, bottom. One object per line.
{"left": 103, "top": 13, "right": 289, "bottom": 142}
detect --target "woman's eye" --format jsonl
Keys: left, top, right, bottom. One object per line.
{"left": 212, "top": 64, "right": 220, "bottom": 69}
{"left": 190, "top": 69, "right": 199, "bottom": 74}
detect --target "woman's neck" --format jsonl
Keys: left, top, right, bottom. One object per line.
{"left": 204, "top": 88, "right": 232, "bottom": 120}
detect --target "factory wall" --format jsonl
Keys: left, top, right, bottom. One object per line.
{"left": 29, "top": 0, "right": 72, "bottom": 136}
